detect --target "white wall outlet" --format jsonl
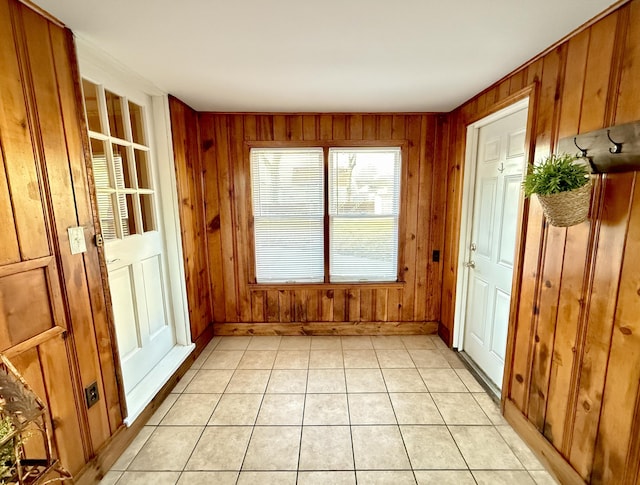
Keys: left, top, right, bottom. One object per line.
{"left": 68, "top": 226, "right": 87, "bottom": 255}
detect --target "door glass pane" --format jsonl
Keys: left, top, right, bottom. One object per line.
{"left": 97, "top": 193, "right": 116, "bottom": 241}
{"left": 140, "top": 194, "right": 155, "bottom": 232}
{"left": 134, "top": 149, "right": 152, "bottom": 189}
{"left": 82, "top": 79, "right": 103, "bottom": 134}
{"left": 119, "top": 193, "right": 139, "bottom": 236}
{"left": 112, "top": 144, "right": 134, "bottom": 189}
{"left": 129, "top": 101, "right": 145, "bottom": 145}
{"left": 90, "top": 138, "right": 110, "bottom": 188}
{"left": 105, "top": 90, "right": 126, "bottom": 140}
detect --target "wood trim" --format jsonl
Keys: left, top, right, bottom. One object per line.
{"left": 65, "top": 26, "right": 127, "bottom": 424}
{"left": 246, "top": 140, "right": 407, "bottom": 148}
{"left": 0, "top": 255, "right": 53, "bottom": 277}
{"left": 3, "top": 326, "right": 65, "bottom": 358}
{"left": 437, "top": 322, "right": 451, "bottom": 347}
{"left": 504, "top": 399, "right": 586, "bottom": 485}
{"left": 17, "top": 0, "right": 64, "bottom": 27}
{"left": 213, "top": 321, "right": 438, "bottom": 336}
{"left": 249, "top": 282, "right": 405, "bottom": 291}
{"left": 501, "top": 82, "right": 540, "bottom": 409}
{"left": 463, "top": 84, "right": 537, "bottom": 126}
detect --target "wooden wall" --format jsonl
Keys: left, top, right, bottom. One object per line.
{"left": 170, "top": 111, "right": 449, "bottom": 334}
{"left": 168, "top": 97, "right": 213, "bottom": 344}
{"left": 442, "top": 1, "right": 640, "bottom": 483}
{"left": 0, "top": 0, "right": 122, "bottom": 477}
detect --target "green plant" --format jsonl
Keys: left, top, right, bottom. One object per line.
{"left": 522, "top": 153, "right": 590, "bottom": 198}
{"left": 0, "top": 416, "right": 16, "bottom": 481}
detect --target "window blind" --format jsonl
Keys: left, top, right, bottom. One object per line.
{"left": 250, "top": 148, "right": 324, "bottom": 283}
{"left": 328, "top": 147, "right": 401, "bottom": 282}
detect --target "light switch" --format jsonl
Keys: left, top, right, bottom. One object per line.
{"left": 68, "top": 226, "right": 87, "bottom": 255}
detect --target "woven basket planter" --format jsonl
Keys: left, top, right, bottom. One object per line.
{"left": 536, "top": 180, "right": 592, "bottom": 227}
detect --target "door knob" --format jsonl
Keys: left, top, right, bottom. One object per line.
{"left": 470, "top": 243, "right": 477, "bottom": 251}
{"left": 464, "top": 261, "right": 476, "bottom": 268}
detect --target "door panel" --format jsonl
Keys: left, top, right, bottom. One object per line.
{"left": 498, "top": 176, "right": 522, "bottom": 267}
{"left": 477, "top": 178, "right": 497, "bottom": 259}
{"left": 110, "top": 267, "right": 140, "bottom": 360}
{"left": 142, "top": 255, "right": 168, "bottom": 336}
{"left": 491, "top": 289, "right": 511, "bottom": 361}
{"left": 468, "top": 276, "right": 489, "bottom": 344}
{"left": 463, "top": 105, "right": 528, "bottom": 388}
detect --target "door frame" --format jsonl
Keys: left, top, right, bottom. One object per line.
{"left": 76, "top": 38, "right": 194, "bottom": 424}
{"left": 452, "top": 95, "right": 532, "bottom": 381}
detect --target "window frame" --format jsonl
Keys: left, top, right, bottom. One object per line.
{"left": 246, "top": 140, "right": 408, "bottom": 287}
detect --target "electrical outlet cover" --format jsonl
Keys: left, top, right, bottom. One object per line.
{"left": 68, "top": 226, "right": 87, "bottom": 255}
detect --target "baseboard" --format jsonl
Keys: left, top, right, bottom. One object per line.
{"left": 213, "top": 321, "right": 439, "bottom": 336}
{"left": 438, "top": 322, "right": 452, "bottom": 347}
{"left": 73, "top": 323, "right": 216, "bottom": 485}
{"left": 503, "top": 399, "right": 586, "bottom": 485}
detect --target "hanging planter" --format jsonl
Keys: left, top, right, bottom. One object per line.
{"left": 523, "top": 153, "right": 592, "bottom": 227}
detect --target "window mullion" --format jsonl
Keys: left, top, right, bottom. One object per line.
{"left": 323, "top": 146, "right": 330, "bottom": 284}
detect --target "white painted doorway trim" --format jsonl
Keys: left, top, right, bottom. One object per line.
{"left": 76, "top": 37, "right": 194, "bottom": 425}
{"left": 452, "top": 98, "right": 530, "bottom": 351}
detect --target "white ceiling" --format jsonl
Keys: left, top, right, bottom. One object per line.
{"left": 33, "top": 0, "right": 615, "bottom": 112}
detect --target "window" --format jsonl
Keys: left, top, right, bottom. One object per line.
{"left": 81, "top": 79, "right": 156, "bottom": 241}
{"left": 250, "top": 146, "right": 402, "bottom": 283}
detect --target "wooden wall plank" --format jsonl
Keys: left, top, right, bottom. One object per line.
{"left": 230, "top": 115, "right": 252, "bottom": 322}
{"left": 321, "top": 289, "right": 334, "bottom": 322}
{"left": 0, "top": 0, "right": 49, "bottom": 261}
{"left": 401, "top": 116, "right": 421, "bottom": 321}
{"left": 615, "top": 1, "right": 640, "bottom": 125}
{"left": 169, "top": 98, "right": 212, "bottom": 338}
{"left": 569, "top": 173, "right": 634, "bottom": 481}
{"left": 199, "top": 114, "right": 226, "bottom": 322}
{"left": 39, "top": 334, "right": 86, "bottom": 473}
{"left": 414, "top": 116, "right": 435, "bottom": 322}
{"left": 214, "top": 115, "right": 239, "bottom": 320}
{"left": 527, "top": 46, "right": 567, "bottom": 432}
{"left": 0, "top": 143, "right": 20, "bottom": 265}
{"left": 579, "top": 12, "right": 619, "bottom": 133}
{"left": 591, "top": 174, "right": 640, "bottom": 484}
{"left": 543, "top": 27, "right": 592, "bottom": 452}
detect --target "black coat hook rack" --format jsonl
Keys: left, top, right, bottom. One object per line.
{"left": 557, "top": 120, "right": 640, "bottom": 174}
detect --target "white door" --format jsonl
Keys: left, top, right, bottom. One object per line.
{"left": 462, "top": 105, "right": 528, "bottom": 388}
{"left": 81, "top": 79, "right": 175, "bottom": 396}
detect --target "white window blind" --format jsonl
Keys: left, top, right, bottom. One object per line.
{"left": 251, "top": 148, "right": 324, "bottom": 283}
{"left": 329, "top": 147, "right": 401, "bottom": 282}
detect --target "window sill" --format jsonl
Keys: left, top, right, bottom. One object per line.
{"left": 249, "top": 281, "right": 405, "bottom": 291}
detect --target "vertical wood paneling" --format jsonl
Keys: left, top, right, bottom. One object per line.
{"left": 401, "top": 116, "right": 421, "bottom": 321}
{"left": 199, "top": 114, "right": 226, "bottom": 322}
{"left": 543, "top": 29, "right": 591, "bottom": 451}
{"left": 570, "top": 174, "right": 634, "bottom": 480}
{"left": 527, "top": 46, "right": 567, "bottom": 431}
{"left": 51, "top": 25, "right": 123, "bottom": 432}
{"left": 0, "top": 0, "right": 130, "bottom": 476}
{"left": 442, "top": 3, "right": 640, "bottom": 484}
{"left": 180, "top": 113, "right": 443, "bottom": 329}
{"left": 169, "top": 97, "right": 213, "bottom": 340}
{"left": 22, "top": 5, "right": 112, "bottom": 451}
{"left": 0, "top": 0, "right": 49, "bottom": 261}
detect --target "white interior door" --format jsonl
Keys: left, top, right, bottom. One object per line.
{"left": 462, "top": 105, "right": 528, "bottom": 389}
{"left": 82, "top": 79, "right": 175, "bottom": 396}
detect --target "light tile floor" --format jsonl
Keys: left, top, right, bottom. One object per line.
{"left": 102, "top": 335, "right": 559, "bottom": 485}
